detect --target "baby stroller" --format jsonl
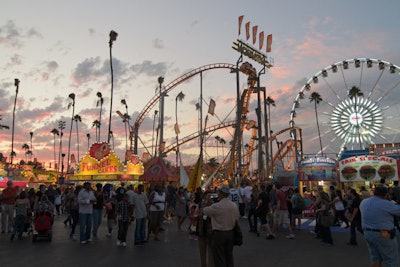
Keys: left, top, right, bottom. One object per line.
{"left": 32, "top": 211, "right": 53, "bottom": 242}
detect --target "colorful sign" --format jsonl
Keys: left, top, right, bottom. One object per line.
{"left": 76, "top": 151, "right": 124, "bottom": 175}
{"left": 339, "top": 155, "right": 398, "bottom": 182}
{"left": 298, "top": 157, "right": 337, "bottom": 181}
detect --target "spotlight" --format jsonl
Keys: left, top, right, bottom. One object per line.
{"left": 313, "top": 76, "right": 318, "bottom": 83}
{"left": 389, "top": 65, "right": 396, "bottom": 74}
{"left": 354, "top": 59, "right": 360, "bottom": 68}
{"left": 379, "top": 61, "right": 385, "bottom": 70}
{"left": 343, "top": 61, "right": 349, "bottom": 69}
{"left": 331, "top": 64, "right": 338, "bottom": 73}
{"left": 322, "top": 70, "right": 328, "bottom": 77}
{"left": 367, "top": 59, "right": 373, "bottom": 68}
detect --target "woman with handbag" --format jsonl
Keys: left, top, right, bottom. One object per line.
{"left": 315, "top": 192, "right": 333, "bottom": 246}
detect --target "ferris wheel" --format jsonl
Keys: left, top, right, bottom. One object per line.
{"left": 289, "top": 58, "right": 400, "bottom": 158}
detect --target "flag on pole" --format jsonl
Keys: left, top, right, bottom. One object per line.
{"left": 266, "top": 34, "right": 273, "bottom": 53}
{"left": 208, "top": 99, "right": 216, "bottom": 116}
{"left": 174, "top": 123, "right": 180, "bottom": 135}
{"left": 252, "top": 25, "right": 258, "bottom": 44}
{"left": 187, "top": 155, "right": 202, "bottom": 192}
{"left": 259, "top": 31, "right": 264, "bottom": 50}
{"left": 245, "top": 22, "right": 250, "bottom": 40}
{"left": 238, "top": 15, "right": 244, "bottom": 36}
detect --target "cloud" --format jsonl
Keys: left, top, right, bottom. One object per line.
{"left": 0, "top": 20, "right": 41, "bottom": 48}
{"left": 130, "top": 60, "right": 168, "bottom": 77}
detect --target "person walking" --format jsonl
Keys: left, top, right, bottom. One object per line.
{"left": 273, "top": 183, "right": 295, "bottom": 239}
{"left": 346, "top": 188, "right": 363, "bottom": 246}
{"left": 92, "top": 183, "right": 104, "bottom": 239}
{"left": 132, "top": 184, "right": 148, "bottom": 246}
{"left": 1, "top": 181, "right": 18, "bottom": 233}
{"left": 116, "top": 193, "right": 132, "bottom": 247}
{"left": 77, "top": 182, "right": 96, "bottom": 244}
{"left": 360, "top": 186, "right": 400, "bottom": 267}
{"left": 203, "top": 184, "right": 240, "bottom": 267}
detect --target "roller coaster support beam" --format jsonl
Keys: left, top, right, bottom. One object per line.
{"left": 233, "top": 54, "right": 243, "bottom": 181}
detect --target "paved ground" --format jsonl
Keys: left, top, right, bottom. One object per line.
{"left": 0, "top": 214, "right": 398, "bottom": 267}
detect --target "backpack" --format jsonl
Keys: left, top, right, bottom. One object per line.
{"left": 296, "top": 194, "right": 305, "bottom": 210}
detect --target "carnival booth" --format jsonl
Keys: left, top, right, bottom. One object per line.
{"left": 68, "top": 142, "right": 144, "bottom": 185}
{"left": 139, "top": 157, "right": 178, "bottom": 184}
{"left": 339, "top": 148, "right": 399, "bottom": 191}
{"left": 297, "top": 156, "right": 338, "bottom": 197}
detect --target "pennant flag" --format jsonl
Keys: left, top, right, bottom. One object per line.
{"left": 245, "top": 22, "right": 250, "bottom": 40}
{"left": 252, "top": 25, "right": 258, "bottom": 44}
{"left": 266, "top": 34, "right": 273, "bottom": 53}
{"left": 238, "top": 15, "right": 244, "bottom": 35}
{"left": 179, "top": 156, "right": 189, "bottom": 188}
{"left": 208, "top": 99, "right": 216, "bottom": 116}
{"left": 174, "top": 123, "right": 180, "bottom": 135}
{"left": 259, "top": 31, "right": 264, "bottom": 50}
{"left": 245, "top": 120, "right": 257, "bottom": 130}
{"left": 187, "top": 156, "right": 202, "bottom": 192}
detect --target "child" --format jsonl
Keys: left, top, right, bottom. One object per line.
{"left": 116, "top": 193, "right": 132, "bottom": 247}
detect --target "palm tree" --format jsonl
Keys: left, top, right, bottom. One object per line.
{"left": 0, "top": 114, "right": 9, "bottom": 130}
{"left": 29, "top": 132, "right": 33, "bottom": 157}
{"left": 86, "top": 133, "right": 91, "bottom": 150}
{"left": 122, "top": 113, "right": 131, "bottom": 151}
{"left": 26, "top": 150, "right": 33, "bottom": 163}
{"left": 215, "top": 135, "right": 220, "bottom": 162}
{"left": 74, "top": 114, "right": 82, "bottom": 161}
{"left": 107, "top": 30, "right": 118, "bottom": 144}
{"left": 51, "top": 128, "right": 59, "bottom": 169}
{"left": 58, "top": 121, "right": 66, "bottom": 173}
{"left": 92, "top": 120, "right": 101, "bottom": 142}
{"left": 67, "top": 93, "right": 76, "bottom": 173}
{"left": 219, "top": 137, "right": 226, "bottom": 162}
{"left": 309, "top": 92, "right": 323, "bottom": 156}
{"left": 348, "top": 86, "right": 364, "bottom": 149}
{"left": 11, "top": 79, "right": 20, "bottom": 164}
{"left": 96, "top": 92, "right": 104, "bottom": 142}
{"left": 175, "top": 91, "right": 185, "bottom": 167}
{"left": 22, "top": 143, "right": 29, "bottom": 162}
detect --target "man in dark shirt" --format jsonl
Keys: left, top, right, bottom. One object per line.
{"left": 347, "top": 188, "right": 363, "bottom": 246}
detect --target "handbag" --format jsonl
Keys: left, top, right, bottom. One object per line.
{"left": 233, "top": 221, "right": 243, "bottom": 246}
{"left": 320, "top": 211, "right": 335, "bottom": 227}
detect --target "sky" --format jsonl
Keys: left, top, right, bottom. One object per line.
{"left": 0, "top": 0, "right": 400, "bottom": 170}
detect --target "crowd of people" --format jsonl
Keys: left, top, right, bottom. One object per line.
{"left": 1, "top": 179, "right": 400, "bottom": 266}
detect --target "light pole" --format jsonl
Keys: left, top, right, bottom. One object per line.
{"left": 158, "top": 76, "right": 166, "bottom": 157}
{"left": 107, "top": 30, "right": 118, "bottom": 144}
{"left": 10, "top": 78, "right": 19, "bottom": 164}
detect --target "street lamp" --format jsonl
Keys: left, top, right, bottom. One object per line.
{"left": 107, "top": 30, "right": 118, "bottom": 144}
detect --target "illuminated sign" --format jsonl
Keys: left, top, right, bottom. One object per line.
{"left": 76, "top": 151, "right": 124, "bottom": 175}
{"left": 232, "top": 39, "right": 273, "bottom": 68}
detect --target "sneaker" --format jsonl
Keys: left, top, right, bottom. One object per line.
{"left": 80, "top": 240, "right": 87, "bottom": 244}
{"left": 87, "top": 238, "right": 93, "bottom": 242}
{"left": 122, "top": 242, "right": 127, "bottom": 247}
{"left": 116, "top": 240, "right": 121, "bottom": 246}
{"left": 286, "top": 234, "right": 295, "bottom": 239}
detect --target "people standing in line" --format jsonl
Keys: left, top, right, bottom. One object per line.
{"left": 1, "top": 181, "right": 18, "bottom": 233}
{"left": 346, "top": 188, "right": 363, "bottom": 246}
{"left": 92, "top": 183, "right": 104, "bottom": 239}
{"left": 10, "top": 191, "right": 30, "bottom": 241}
{"left": 330, "top": 189, "right": 349, "bottom": 228}
{"left": 197, "top": 191, "right": 214, "bottom": 267}
{"left": 273, "top": 183, "right": 295, "bottom": 239}
{"left": 148, "top": 184, "right": 166, "bottom": 241}
{"left": 175, "top": 187, "right": 187, "bottom": 231}
{"left": 77, "top": 182, "right": 96, "bottom": 244}
{"left": 116, "top": 193, "right": 132, "bottom": 247}
{"left": 203, "top": 185, "right": 240, "bottom": 267}
{"left": 360, "top": 186, "right": 400, "bottom": 267}
{"left": 132, "top": 184, "right": 148, "bottom": 246}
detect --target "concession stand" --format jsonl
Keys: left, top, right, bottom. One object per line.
{"left": 67, "top": 142, "right": 144, "bottom": 185}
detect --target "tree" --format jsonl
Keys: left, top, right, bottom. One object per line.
{"left": 51, "top": 128, "right": 59, "bottom": 169}
{"left": 11, "top": 79, "right": 20, "bottom": 164}
{"left": 215, "top": 135, "right": 221, "bottom": 162}
{"left": 219, "top": 137, "right": 226, "bottom": 161}
{"left": 67, "top": 93, "right": 76, "bottom": 173}
{"left": 207, "top": 157, "right": 219, "bottom": 168}
{"left": 29, "top": 131, "right": 33, "bottom": 157}
{"left": 86, "top": 133, "right": 91, "bottom": 150}
{"left": 92, "top": 120, "right": 101, "bottom": 142}
{"left": 309, "top": 92, "right": 323, "bottom": 156}
{"left": 0, "top": 114, "right": 9, "bottom": 130}
{"left": 74, "top": 114, "right": 82, "bottom": 161}
{"left": 22, "top": 143, "right": 29, "bottom": 162}
{"left": 96, "top": 92, "right": 104, "bottom": 142}
{"left": 175, "top": 91, "right": 185, "bottom": 167}
{"left": 348, "top": 86, "right": 364, "bottom": 149}
{"left": 58, "top": 121, "right": 66, "bottom": 173}
{"left": 107, "top": 30, "right": 118, "bottom": 144}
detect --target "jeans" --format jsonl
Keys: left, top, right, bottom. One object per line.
{"left": 247, "top": 207, "right": 257, "bottom": 232}
{"left": 118, "top": 220, "right": 130, "bottom": 242}
{"left": 364, "top": 231, "right": 399, "bottom": 267}
{"left": 349, "top": 219, "right": 363, "bottom": 244}
{"left": 79, "top": 213, "right": 92, "bottom": 242}
{"left": 1, "top": 204, "right": 15, "bottom": 232}
{"left": 12, "top": 215, "right": 26, "bottom": 238}
{"left": 135, "top": 217, "right": 146, "bottom": 244}
{"left": 92, "top": 209, "right": 103, "bottom": 237}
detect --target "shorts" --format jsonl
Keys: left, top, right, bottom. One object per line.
{"left": 274, "top": 210, "right": 289, "bottom": 225}
{"left": 364, "top": 231, "right": 399, "bottom": 267}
